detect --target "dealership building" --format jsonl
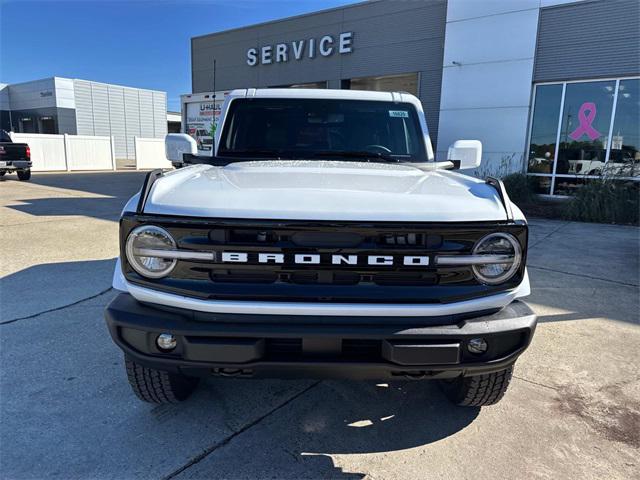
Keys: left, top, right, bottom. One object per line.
{"left": 0, "top": 78, "right": 168, "bottom": 159}
{"left": 191, "top": 0, "right": 639, "bottom": 195}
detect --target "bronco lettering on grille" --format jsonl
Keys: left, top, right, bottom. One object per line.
{"left": 220, "top": 252, "right": 430, "bottom": 266}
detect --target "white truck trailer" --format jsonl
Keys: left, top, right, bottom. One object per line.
{"left": 180, "top": 90, "right": 230, "bottom": 157}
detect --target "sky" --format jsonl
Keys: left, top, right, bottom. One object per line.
{"left": 0, "top": 0, "right": 359, "bottom": 111}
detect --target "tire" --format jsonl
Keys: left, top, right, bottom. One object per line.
{"left": 17, "top": 169, "right": 31, "bottom": 181}
{"left": 125, "top": 358, "right": 200, "bottom": 404}
{"left": 439, "top": 365, "right": 513, "bottom": 407}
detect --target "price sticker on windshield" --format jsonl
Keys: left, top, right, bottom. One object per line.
{"left": 389, "top": 110, "right": 409, "bottom": 118}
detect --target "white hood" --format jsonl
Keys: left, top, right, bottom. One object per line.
{"left": 142, "top": 161, "right": 508, "bottom": 222}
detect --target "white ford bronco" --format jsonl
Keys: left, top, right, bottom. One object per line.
{"left": 105, "top": 89, "right": 536, "bottom": 407}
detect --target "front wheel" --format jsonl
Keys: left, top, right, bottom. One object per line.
{"left": 439, "top": 365, "right": 513, "bottom": 407}
{"left": 17, "top": 169, "right": 31, "bottom": 181}
{"left": 125, "top": 358, "right": 200, "bottom": 403}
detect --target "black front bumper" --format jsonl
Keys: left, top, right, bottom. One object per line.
{"left": 105, "top": 293, "right": 537, "bottom": 380}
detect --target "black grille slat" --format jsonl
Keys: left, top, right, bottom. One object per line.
{"left": 374, "top": 272, "right": 437, "bottom": 287}
{"left": 210, "top": 269, "right": 277, "bottom": 284}
{"left": 208, "top": 270, "right": 439, "bottom": 287}
{"left": 207, "top": 228, "right": 444, "bottom": 249}
{"left": 290, "top": 272, "right": 318, "bottom": 285}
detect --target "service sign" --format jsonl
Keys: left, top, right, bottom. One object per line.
{"left": 246, "top": 32, "right": 353, "bottom": 66}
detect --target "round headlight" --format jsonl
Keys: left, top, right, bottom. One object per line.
{"left": 125, "top": 225, "right": 177, "bottom": 278}
{"left": 472, "top": 233, "right": 522, "bottom": 285}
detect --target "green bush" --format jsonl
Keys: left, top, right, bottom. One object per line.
{"left": 563, "top": 180, "right": 639, "bottom": 225}
{"left": 502, "top": 173, "right": 534, "bottom": 205}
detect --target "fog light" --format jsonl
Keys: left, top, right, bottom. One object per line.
{"left": 467, "top": 338, "right": 488, "bottom": 355}
{"left": 156, "top": 333, "right": 177, "bottom": 351}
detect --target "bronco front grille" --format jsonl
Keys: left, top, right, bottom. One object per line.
{"left": 121, "top": 215, "right": 527, "bottom": 304}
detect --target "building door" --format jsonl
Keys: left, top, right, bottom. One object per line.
{"left": 19, "top": 117, "right": 35, "bottom": 133}
{"left": 39, "top": 116, "right": 56, "bottom": 134}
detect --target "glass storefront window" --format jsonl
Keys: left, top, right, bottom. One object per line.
{"left": 348, "top": 73, "right": 419, "bottom": 96}
{"left": 526, "top": 77, "right": 639, "bottom": 195}
{"left": 527, "top": 84, "right": 563, "bottom": 174}
{"left": 556, "top": 80, "right": 615, "bottom": 176}
{"left": 609, "top": 78, "right": 640, "bottom": 177}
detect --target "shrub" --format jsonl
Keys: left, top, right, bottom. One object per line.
{"left": 502, "top": 173, "right": 534, "bottom": 205}
{"left": 563, "top": 180, "right": 639, "bottom": 225}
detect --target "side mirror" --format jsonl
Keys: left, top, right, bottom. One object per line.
{"left": 165, "top": 134, "right": 197, "bottom": 164}
{"left": 447, "top": 140, "right": 482, "bottom": 169}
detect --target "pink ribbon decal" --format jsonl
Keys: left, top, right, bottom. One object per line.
{"left": 569, "top": 102, "right": 601, "bottom": 141}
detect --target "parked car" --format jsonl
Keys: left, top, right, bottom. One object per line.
{"left": 0, "top": 130, "right": 32, "bottom": 180}
{"left": 106, "top": 89, "right": 536, "bottom": 408}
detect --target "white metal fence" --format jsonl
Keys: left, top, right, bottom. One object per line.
{"left": 134, "top": 137, "right": 172, "bottom": 170}
{"left": 9, "top": 133, "right": 171, "bottom": 172}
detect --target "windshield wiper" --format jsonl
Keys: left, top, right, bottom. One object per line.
{"left": 219, "top": 149, "right": 294, "bottom": 159}
{"left": 218, "top": 149, "right": 405, "bottom": 163}
{"left": 312, "top": 150, "right": 402, "bottom": 162}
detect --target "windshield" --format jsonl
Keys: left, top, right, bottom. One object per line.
{"left": 218, "top": 98, "right": 428, "bottom": 162}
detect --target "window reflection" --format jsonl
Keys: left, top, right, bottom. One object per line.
{"left": 556, "top": 81, "right": 616, "bottom": 176}
{"left": 529, "top": 175, "right": 552, "bottom": 195}
{"left": 347, "top": 73, "right": 419, "bottom": 96}
{"left": 608, "top": 79, "right": 640, "bottom": 177}
{"left": 527, "top": 85, "right": 562, "bottom": 174}
{"left": 553, "top": 176, "right": 591, "bottom": 196}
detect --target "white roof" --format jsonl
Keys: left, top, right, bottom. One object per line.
{"left": 228, "top": 88, "right": 419, "bottom": 104}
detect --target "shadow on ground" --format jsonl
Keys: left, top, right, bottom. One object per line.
{"left": 174, "top": 378, "right": 479, "bottom": 479}
{"left": 7, "top": 170, "right": 148, "bottom": 197}
{"left": 3, "top": 171, "right": 147, "bottom": 222}
{"left": 8, "top": 196, "right": 128, "bottom": 220}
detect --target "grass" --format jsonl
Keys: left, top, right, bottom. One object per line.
{"left": 501, "top": 173, "right": 639, "bottom": 225}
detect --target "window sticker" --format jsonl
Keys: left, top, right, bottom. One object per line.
{"left": 389, "top": 110, "right": 409, "bottom": 118}
{"left": 569, "top": 102, "right": 601, "bottom": 141}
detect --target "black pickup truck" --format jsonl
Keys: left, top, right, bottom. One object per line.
{"left": 0, "top": 130, "right": 32, "bottom": 181}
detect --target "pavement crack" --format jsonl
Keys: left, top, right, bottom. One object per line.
{"left": 528, "top": 221, "right": 570, "bottom": 249}
{"left": 0, "top": 287, "right": 113, "bottom": 325}
{"left": 162, "top": 381, "right": 322, "bottom": 480}
{"left": 513, "top": 374, "right": 559, "bottom": 391}
{"left": 528, "top": 265, "right": 639, "bottom": 287}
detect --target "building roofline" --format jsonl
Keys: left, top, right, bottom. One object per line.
{"left": 2, "top": 76, "right": 167, "bottom": 94}
{"left": 0, "top": 76, "right": 55, "bottom": 86}
{"left": 191, "top": 0, "right": 375, "bottom": 41}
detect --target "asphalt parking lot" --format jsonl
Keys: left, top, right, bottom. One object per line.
{"left": 1, "top": 171, "right": 639, "bottom": 479}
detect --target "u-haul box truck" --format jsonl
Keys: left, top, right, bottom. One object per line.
{"left": 180, "top": 91, "right": 231, "bottom": 157}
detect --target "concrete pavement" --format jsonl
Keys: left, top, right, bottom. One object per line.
{"left": 1, "top": 172, "right": 638, "bottom": 479}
